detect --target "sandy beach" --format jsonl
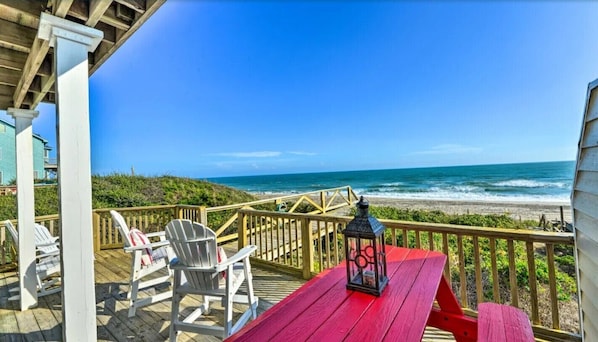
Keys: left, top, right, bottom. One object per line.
{"left": 363, "top": 197, "right": 572, "bottom": 223}
{"left": 256, "top": 193, "right": 572, "bottom": 223}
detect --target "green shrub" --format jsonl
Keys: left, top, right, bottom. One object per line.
{"left": 0, "top": 174, "right": 258, "bottom": 221}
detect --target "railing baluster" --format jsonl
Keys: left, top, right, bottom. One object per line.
{"left": 415, "top": 230, "right": 421, "bottom": 249}
{"left": 526, "top": 241, "right": 540, "bottom": 325}
{"left": 294, "top": 217, "right": 300, "bottom": 268}
{"left": 473, "top": 236, "right": 483, "bottom": 306}
{"left": 325, "top": 221, "right": 331, "bottom": 269}
{"left": 317, "top": 221, "right": 324, "bottom": 271}
{"left": 442, "top": 233, "right": 450, "bottom": 283}
{"left": 1, "top": 226, "right": 6, "bottom": 265}
{"left": 546, "top": 243, "right": 560, "bottom": 329}
{"left": 402, "top": 228, "right": 408, "bottom": 248}
{"left": 489, "top": 238, "right": 500, "bottom": 303}
{"left": 428, "top": 231, "right": 434, "bottom": 251}
{"left": 507, "top": 239, "right": 519, "bottom": 308}
{"left": 333, "top": 222, "right": 340, "bottom": 266}
{"left": 457, "top": 235, "right": 468, "bottom": 308}
{"left": 301, "top": 217, "right": 314, "bottom": 279}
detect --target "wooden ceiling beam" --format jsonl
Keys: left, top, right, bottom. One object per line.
{"left": 0, "top": 0, "right": 42, "bottom": 29}
{"left": 13, "top": 0, "right": 73, "bottom": 108}
{"left": 0, "top": 83, "right": 14, "bottom": 96}
{"left": 95, "top": 21, "right": 116, "bottom": 44}
{"left": 0, "top": 93, "right": 14, "bottom": 108}
{"left": 91, "top": 0, "right": 164, "bottom": 75}
{"left": 0, "top": 18, "right": 36, "bottom": 53}
{"left": 0, "top": 0, "right": 46, "bottom": 16}
{"left": 0, "top": 67, "right": 21, "bottom": 86}
{"left": 53, "top": 0, "right": 75, "bottom": 17}
{"left": 99, "top": 4, "right": 131, "bottom": 31}
{"left": 0, "top": 45, "right": 26, "bottom": 71}
{"left": 0, "top": 46, "right": 52, "bottom": 76}
{"left": 114, "top": 0, "right": 145, "bottom": 14}
{"left": 88, "top": 0, "right": 113, "bottom": 26}
{"left": 31, "top": 74, "right": 54, "bottom": 106}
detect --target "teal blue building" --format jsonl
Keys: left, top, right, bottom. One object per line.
{"left": 0, "top": 119, "right": 53, "bottom": 185}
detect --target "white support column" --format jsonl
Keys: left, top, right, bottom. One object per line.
{"left": 38, "top": 13, "right": 103, "bottom": 342}
{"left": 7, "top": 108, "right": 39, "bottom": 311}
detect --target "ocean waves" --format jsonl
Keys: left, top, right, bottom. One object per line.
{"left": 356, "top": 178, "right": 571, "bottom": 203}
{"left": 208, "top": 161, "right": 575, "bottom": 204}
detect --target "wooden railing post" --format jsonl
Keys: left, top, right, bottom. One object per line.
{"left": 238, "top": 211, "right": 248, "bottom": 250}
{"left": 198, "top": 206, "right": 208, "bottom": 225}
{"left": 0, "top": 225, "right": 5, "bottom": 266}
{"left": 92, "top": 211, "right": 101, "bottom": 252}
{"left": 320, "top": 191, "right": 326, "bottom": 213}
{"left": 301, "top": 217, "right": 314, "bottom": 279}
{"left": 176, "top": 205, "right": 183, "bottom": 219}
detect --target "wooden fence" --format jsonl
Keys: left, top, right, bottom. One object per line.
{"left": 0, "top": 186, "right": 580, "bottom": 340}
{"left": 0, "top": 186, "right": 358, "bottom": 267}
{"left": 236, "top": 209, "right": 579, "bottom": 341}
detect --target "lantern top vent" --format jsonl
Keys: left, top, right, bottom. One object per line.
{"left": 345, "top": 196, "right": 385, "bottom": 237}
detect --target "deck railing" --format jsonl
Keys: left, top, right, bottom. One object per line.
{"left": 0, "top": 187, "right": 579, "bottom": 340}
{"left": 0, "top": 186, "right": 358, "bottom": 266}
{"left": 236, "top": 209, "right": 579, "bottom": 341}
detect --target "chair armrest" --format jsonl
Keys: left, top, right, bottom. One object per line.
{"left": 36, "top": 249, "right": 60, "bottom": 259}
{"left": 36, "top": 241, "right": 59, "bottom": 248}
{"left": 215, "top": 245, "right": 257, "bottom": 272}
{"left": 169, "top": 258, "right": 215, "bottom": 272}
{"left": 145, "top": 231, "right": 165, "bottom": 239}
{"left": 124, "top": 239, "right": 170, "bottom": 252}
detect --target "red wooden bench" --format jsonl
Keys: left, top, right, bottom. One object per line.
{"left": 478, "top": 302, "right": 534, "bottom": 341}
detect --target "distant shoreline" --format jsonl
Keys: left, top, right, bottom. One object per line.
{"left": 254, "top": 192, "right": 572, "bottom": 222}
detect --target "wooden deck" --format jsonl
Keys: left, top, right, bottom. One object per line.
{"left": 0, "top": 248, "right": 455, "bottom": 341}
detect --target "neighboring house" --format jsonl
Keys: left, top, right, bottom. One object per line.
{"left": 0, "top": 119, "right": 54, "bottom": 185}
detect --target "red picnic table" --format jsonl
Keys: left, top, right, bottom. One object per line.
{"left": 227, "top": 246, "right": 478, "bottom": 342}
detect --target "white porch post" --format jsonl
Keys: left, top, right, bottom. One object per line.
{"left": 38, "top": 13, "right": 102, "bottom": 341}
{"left": 7, "top": 108, "right": 39, "bottom": 311}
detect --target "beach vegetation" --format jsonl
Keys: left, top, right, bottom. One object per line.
{"left": 0, "top": 174, "right": 259, "bottom": 221}
{"left": 365, "top": 204, "right": 577, "bottom": 330}
{"left": 365, "top": 206, "right": 538, "bottom": 229}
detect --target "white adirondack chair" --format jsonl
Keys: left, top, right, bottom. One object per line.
{"left": 165, "top": 219, "right": 258, "bottom": 340}
{"left": 110, "top": 210, "right": 174, "bottom": 317}
{"left": 4, "top": 220, "right": 61, "bottom": 299}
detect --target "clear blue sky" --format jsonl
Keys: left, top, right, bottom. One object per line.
{"left": 2, "top": 1, "right": 598, "bottom": 178}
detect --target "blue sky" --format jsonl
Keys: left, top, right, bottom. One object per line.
{"left": 2, "top": 1, "right": 598, "bottom": 178}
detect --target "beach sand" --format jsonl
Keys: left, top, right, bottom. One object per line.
{"left": 256, "top": 193, "right": 572, "bottom": 223}
{"left": 363, "top": 197, "right": 572, "bottom": 223}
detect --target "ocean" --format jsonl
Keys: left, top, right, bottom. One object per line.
{"left": 208, "top": 161, "right": 575, "bottom": 204}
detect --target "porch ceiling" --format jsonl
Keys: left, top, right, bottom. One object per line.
{"left": 0, "top": 0, "right": 165, "bottom": 111}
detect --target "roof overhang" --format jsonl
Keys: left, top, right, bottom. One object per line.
{"left": 0, "top": 0, "right": 165, "bottom": 111}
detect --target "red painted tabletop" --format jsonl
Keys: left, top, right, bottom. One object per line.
{"left": 227, "top": 246, "right": 451, "bottom": 342}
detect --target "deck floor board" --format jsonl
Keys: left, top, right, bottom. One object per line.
{"left": 0, "top": 248, "right": 454, "bottom": 341}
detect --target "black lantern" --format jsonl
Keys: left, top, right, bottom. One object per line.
{"left": 343, "top": 196, "right": 388, "bottom": 296}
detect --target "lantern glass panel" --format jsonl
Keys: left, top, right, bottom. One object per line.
{"left": 347, "top": 236, "right": 379, "bottom": 288}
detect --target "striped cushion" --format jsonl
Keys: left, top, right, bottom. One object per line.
{"left": 129, "top": 229, "right": 153, "bottom": 266}
{"left": 217, "top": 247, "right": 227, "bottom": 279}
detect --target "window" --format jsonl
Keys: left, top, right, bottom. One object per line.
{"left": 0, "top": 125, "right": 5, "bottom": 133}
{"left": 0, "top": 171, "right": 3, "bottom": 185}
{"left": 34, "top": 170, "right": 40, "bottom": 180}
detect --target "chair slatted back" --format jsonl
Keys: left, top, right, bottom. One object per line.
{"left": 165, "top": 219, "right": 219, "bottom": 290}
{"left": 110, "top": 210, "right": 133, "bottom": 248}
{"left": 34, "top": 224, "right": 59, "bottom": 254}
{"left": 4, "top": 220, "right": 18, "bottom": 245}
